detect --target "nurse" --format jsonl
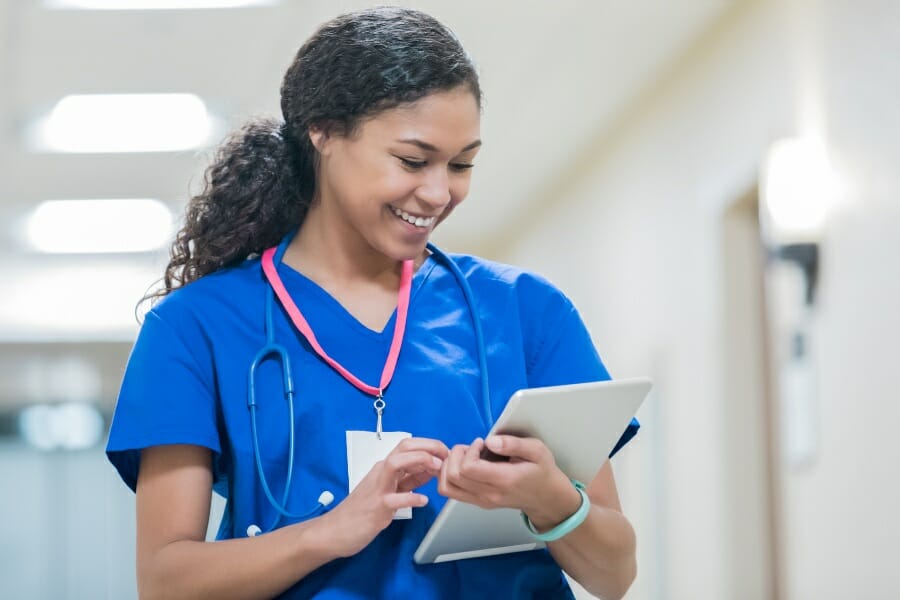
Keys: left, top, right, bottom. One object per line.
{"left": 107, "top": 6, "right": 638, "bottom": 599}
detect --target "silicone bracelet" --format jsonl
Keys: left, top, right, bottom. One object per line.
{"left": 521, "top": 479, "right": 590, "bottom": 542}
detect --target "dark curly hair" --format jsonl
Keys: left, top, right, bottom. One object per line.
{"left": 149, "top": 6, "right": 481, "bottom": 302}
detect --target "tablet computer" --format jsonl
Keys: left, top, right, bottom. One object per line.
{"left": 413, "top": 377, "right": 651, "bottom": 565}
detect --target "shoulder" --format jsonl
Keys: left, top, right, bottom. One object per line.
{"left": 440, "top": 252, "right": 575, "bottom": 312}
{"left": 147, "top": 258, "right": 263, "bottom": 327}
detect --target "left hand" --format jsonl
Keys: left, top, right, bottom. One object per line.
{"left": 437, "top": 435, "right": 582, "bottom": 528}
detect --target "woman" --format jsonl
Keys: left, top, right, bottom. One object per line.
{"left": 107, "top": 7, "right": 638, "bottom": 599}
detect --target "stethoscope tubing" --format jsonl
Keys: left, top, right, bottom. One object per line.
{"left": 247, "top": 240, "right": 492, "bottom": 532}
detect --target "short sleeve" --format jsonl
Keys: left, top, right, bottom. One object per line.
{"left": 526, "top": 296, "right": 640, "bottom": 458}
{"left": 106, "top": 309, "right": 220, "bottom": 492}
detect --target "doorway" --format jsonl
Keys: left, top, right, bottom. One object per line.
{"left": 721, "top": 187, "right": 783, "bottom": 600}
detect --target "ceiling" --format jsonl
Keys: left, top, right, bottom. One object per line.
{"left": 0, "top": 0, "right": 736, "bottom": 408}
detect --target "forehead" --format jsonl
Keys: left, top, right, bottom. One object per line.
{"left": 356, "top": 89, "right": 481, "bottom": 152}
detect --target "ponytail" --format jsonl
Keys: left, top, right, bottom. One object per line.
{"left": 143, "top": 6, "right": 481, "bottom": 307}
{"left": 147, "top": 117, "right": 315, "bottom": 303}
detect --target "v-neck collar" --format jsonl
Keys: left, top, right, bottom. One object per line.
{"left": 274, "top": 254, "right": 437, "bottom": 341}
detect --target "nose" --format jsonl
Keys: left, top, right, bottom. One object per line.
{"left": 416, "top": 167, "right": 452, "bottom": 210}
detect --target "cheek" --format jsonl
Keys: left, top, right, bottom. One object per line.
{"left": 369, "top": 168, "right": 419, "bottom": 202}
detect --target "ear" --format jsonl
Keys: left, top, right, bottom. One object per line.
{"left": 307, "top": 125, "right": 330, "bottom": 154}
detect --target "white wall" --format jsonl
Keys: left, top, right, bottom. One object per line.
{"left": 498, "top": 0, "right": 900, "bottom": 598}
{"left": 782, "top": 1, "right": 900, "bottom": 597}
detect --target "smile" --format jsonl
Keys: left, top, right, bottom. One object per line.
{"left": 390, "top": 206, "right": 436, "bottom": 228}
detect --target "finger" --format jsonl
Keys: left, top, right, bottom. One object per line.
{"left": 397, "top": 469, "right": 438, "bottom": 493}
{"left": 484, "top": 435, "right": 550, "bottom": 463}
{"left": 455, "top": 437, "right": 516, "bottom": 486}
{"left": 383, "top": 451, "right": 443, "bottom": 482}
{"left": 438, "top": 445, "right": 466, "bottom": 496}
{"left": 464, "top": 438, "right": 484, "bottom": 463}
{"left": 441, "top": 443, "right": 501, "bottom": 496}
{"left": 456, "top": 457, "right": 512, "bottom": 486}
{"left": 439, "top": 477, "right": 501, "bottom": 509}
{"left": 392, "top": 437, "right": 450, "bottom": 460}
{"left": 457, "top": 438, "right": 494, "bottom": 483}
{"left": 383, "top": 492, "right": 429, "bottom": 511}
{"left": 443, "top": 444, "right": 469, "bottom": 484}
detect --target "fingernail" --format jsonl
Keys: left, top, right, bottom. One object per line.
{"left": 486, "top": 436, "right": 502, "bottom": 451}
{"left": 432, "top": 456, "right": 443, "bottom": 468}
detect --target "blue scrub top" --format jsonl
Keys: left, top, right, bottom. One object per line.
{"left": 107, "top": 245, "right": 639, "bottom": 599}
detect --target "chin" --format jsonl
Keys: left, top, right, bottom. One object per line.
{"left": 383, "top": 239, "right": 430, "bottom": 263}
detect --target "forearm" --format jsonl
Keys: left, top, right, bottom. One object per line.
{"left": 526, "top": 486, "right": 636, "bottom": 600}
{"left": 543, "top": 505, "right": 636, "bottom": 599}
{"left": 139, "top": 516, "right": 339, "bottom": 600}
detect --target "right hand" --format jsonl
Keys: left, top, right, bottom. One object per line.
{"left": 321, "top": 437, "right": 449, "bottom": 557}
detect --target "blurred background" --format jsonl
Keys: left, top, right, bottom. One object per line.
{"left": 1, "top": 0, "right": 897, "bottom": 598}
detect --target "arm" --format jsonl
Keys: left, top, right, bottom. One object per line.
{"left": 438, "top": 436, "right": 636, "bottom": 600}
{"left": 138, "top": 439, "right": 448, "bottom": 600}
{"left": 136, "top": 444, "right": 336, "bottom": 600}
{"left": 530, "top": 460, "right": 636, "bottom": 599}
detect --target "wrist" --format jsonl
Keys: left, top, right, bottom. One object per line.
{"left": 301, "top": 511, "right": 351, "bottom": 561}
{"left": 524, "top": 475, "right": 585, "bottom": 532}
{"left": 522, "top": 479, "right": 591, "bottom": 542}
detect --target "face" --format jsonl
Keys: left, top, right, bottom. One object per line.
{"left": 309, "top": 87, "right": 482, "bottom": 262}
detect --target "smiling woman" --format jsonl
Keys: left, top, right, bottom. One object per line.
{"left": 105, "top": 6, "right": 638, "bottom": 600}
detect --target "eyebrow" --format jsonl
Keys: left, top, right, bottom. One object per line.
{"left": 396, "top": 138, "right": 482, "bottom": 153}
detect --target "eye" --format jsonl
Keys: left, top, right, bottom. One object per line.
{"left": 450, "top": 163, "right": 475, "bottom": 172}
{"left": 398, "top": 157, "right": 427, "bottom": 170}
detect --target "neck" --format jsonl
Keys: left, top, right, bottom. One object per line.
{"left": 283, "top": 203, "right": 425, "bottom": 288}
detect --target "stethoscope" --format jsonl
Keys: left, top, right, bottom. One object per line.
{"left": 246, "top": 238, "right": 491, "bottom": 535}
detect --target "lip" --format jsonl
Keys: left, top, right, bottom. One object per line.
{"left": 389, "top": 205, "right": 439, "bottom": 220}
{"left": 389, "top": 206, "right": 434, "bottom": 235}
{"left": 388, "top": 205, "right": 438, "bottom": 235}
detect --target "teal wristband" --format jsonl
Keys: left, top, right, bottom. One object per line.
{"left": 521, "top": 479, "right": 590, "bottom": 542}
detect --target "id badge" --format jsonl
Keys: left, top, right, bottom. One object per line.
{"left": 346, "top": 430, "right": 413, "bottom": 519}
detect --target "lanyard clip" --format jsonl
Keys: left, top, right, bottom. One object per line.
{"left": 374, "top": 391, "right": 386, "bottom": 440}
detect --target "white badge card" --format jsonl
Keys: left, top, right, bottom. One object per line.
{"left": 346, "top": 430, "right": 414, "bottom": 519}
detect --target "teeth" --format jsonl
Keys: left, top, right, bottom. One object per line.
{"left": 391, "top": 206, "right": 435, "bottom": 228}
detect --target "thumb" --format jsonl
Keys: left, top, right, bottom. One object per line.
{"left": 484, "top": 435, "right": 545, "bottom": 462}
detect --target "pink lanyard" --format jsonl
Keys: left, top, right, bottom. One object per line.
{"left": 261, "top": 247, "right": 413, "bottom": 436}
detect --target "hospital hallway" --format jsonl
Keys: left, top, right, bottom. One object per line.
{"left": 1, "top": 0, "right": 898, "bottom": 598}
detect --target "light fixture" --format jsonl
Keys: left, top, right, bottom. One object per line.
{"left": 761, "top": 137, "right": 832, "bottom": 469}
{"left": 761, "top": 136, "right": 836, "bottom": 305}
{"left": 26, "top": 198, "right": 174, "bottom": 254}
{"left": 46, "top": 0, "right": 277, "bottom": 9}
{"left": 762, "top": 137, "right": 836, "bottom": 241}
{"left": 34, "top": 93, "right": 212, "bottom": 153}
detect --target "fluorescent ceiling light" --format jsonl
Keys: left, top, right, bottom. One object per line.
{"left": 27, "top": 199, "right": 174, "bottom": 253}
{"left": 35, "top": 93, "right": 212, "bottom": 153}
{"left": 46, "top": 0, "right": 277, "bottom": 9}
